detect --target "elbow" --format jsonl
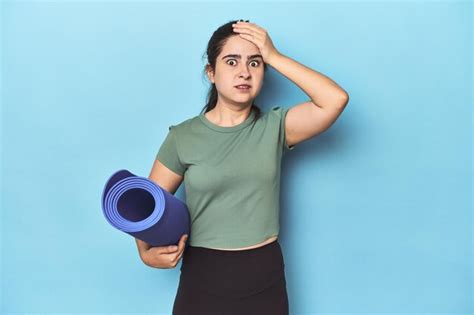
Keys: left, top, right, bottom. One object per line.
{"left": 140, "top": 253, "right": 154, "bottom": 268}
{"left": 338, "top": 93, "right": 349, "bottom": 108}
{"left": 340, "top": 90, "right": 349, "bottom": 101}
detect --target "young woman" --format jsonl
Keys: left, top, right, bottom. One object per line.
{"left": 135, "top": 19, "right": 349, "bottom": 314}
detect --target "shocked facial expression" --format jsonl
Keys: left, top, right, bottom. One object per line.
{"left": 207, "top": 35, "right": 265, "bottom": 106}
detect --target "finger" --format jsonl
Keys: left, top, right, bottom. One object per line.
{"left": 242, "top": 21, "right": 265, "bottom": 32}
{"left": 233, "top": 23, "right": 255, "bottom": 33}
{"left": 234, "top": 22, "right": 265, "bottom": 35}
{"left": 233, "top": 28, "right": 258, "bottom": 39}
{"left": 170, "top": 247, "right": 184, "bottom": 262}
{"left": 171, "top": 235, "right": 186, "bottom": 255}
{"left": 162, "top": 245, "right": 181, "bottom": 260}
{"left": 174, "top": 240, "right": 187, "bottom": 261}
{"left": 163, "top": 245, "right": 179, "bottom": 253}
{"left": 175, "top": 248, "right": 185, "bottom": 262}
{"left": 233, "top": 26, "right": 264, "bottom": 40}
{"left": 171, "top": 235, "right": 188, "bottom": 261}
{"left": 157, "top": 235, "right": 186, "bottom": 256}
{"left": 170, "top": 245, "right": 187, "bottom": 262}
{"left": 238, "top": 33, "right": 258, "bottom": 43}
{"left": 179, "top": 234, "right": 188, "bottom": 250}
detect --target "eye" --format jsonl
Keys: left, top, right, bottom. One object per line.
{"left": 226, "top": 59, "right": 261, "bottom": 67}
{"left": 249, "top": 60, "right": 260, "bottom": 67}
{"left": 227, "top": 59, "right": 237, "bottom": 66}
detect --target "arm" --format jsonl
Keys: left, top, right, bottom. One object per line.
{"left": 231, "top": 21, "right": 349, "bottom": 147}
{"left": 267, "top": 52, "right": 349, "bottom": 147}
{"left": 135, "top": 159, "right": 184, "bottom": 266}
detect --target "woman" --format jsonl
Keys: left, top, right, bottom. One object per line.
{"left": 135, "top": 19, "right": 349, "bottom": 314}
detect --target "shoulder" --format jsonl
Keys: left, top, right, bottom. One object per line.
{"left": 269, "top": 105, "right": 286, "bottom": 115}
{"left": 265, "top": 106, "right": 288, "bottom": 122}
{"left": 168, "top": 115, "right": 198, "bottom": 129}
{"left": 167, "top": 116, "right": 201, "bottom": 137}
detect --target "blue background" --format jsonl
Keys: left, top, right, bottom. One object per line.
{"left": 1, "top": 0, "right": 472, "bottom": 314}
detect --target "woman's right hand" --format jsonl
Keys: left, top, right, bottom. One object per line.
{"left": 143, "top": 234, "right": 189, "bottom": 269}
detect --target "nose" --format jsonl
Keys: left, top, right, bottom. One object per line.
{"left": 238, "top": 65, "right": 251, "bottom": 79}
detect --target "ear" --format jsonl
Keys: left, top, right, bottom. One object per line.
{"left": 205, "top": 64, "right": 215, "bottom": 84}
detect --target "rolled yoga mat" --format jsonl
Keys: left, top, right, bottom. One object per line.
{"left": 101, "top": 169, "right": 190, "bottom": 247}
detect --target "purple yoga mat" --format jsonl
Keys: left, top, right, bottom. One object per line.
{"left": 101, "top": 169, "right": 190, "bottom": 247}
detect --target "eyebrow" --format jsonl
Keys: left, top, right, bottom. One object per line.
{"left": 221, "top": 54, "right": 263, "bottom": 60}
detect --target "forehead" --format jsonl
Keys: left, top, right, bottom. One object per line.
{"left": 219, "top": 35, "right": 260, "bottom": 56}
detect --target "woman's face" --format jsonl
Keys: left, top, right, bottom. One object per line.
{"left": 207, "top": 35, "right": 264, "bottom": 107}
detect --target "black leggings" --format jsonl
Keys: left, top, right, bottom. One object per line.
{"left": 172, "top": 239, "right": 289, "bottom": 315}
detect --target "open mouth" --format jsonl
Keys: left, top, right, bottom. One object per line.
{"left": 234, "top": 85, "right": 251, "bottom": 90}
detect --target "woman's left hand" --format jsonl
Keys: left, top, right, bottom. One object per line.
{"left": 232, "top": 21, "right": 280, "bottom": 64}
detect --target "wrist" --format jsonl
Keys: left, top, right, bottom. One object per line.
{"left": 267, "top": 51, "right": 283, "bottom": 67}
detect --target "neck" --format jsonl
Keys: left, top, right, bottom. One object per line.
{"left": 206, "top": 102, "right": 252, "bottom": 127}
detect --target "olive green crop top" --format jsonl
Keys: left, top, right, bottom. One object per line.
{"left": 155, "top": 106, "right": 295, "bottom": 249}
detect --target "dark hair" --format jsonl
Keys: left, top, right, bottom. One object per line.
{"left": 200, "top": 19, "right": 268, "bottom": 123}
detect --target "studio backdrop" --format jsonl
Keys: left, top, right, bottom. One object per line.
{"left": 1, "top": 1, "right": 472, "bottom": 314}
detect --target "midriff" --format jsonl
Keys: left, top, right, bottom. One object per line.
{"left": 208, "top": 235, "right": 278, "bottom": 251}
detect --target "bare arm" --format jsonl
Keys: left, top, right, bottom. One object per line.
{"left": 266, "top": 52, "right": 349, "bottom": 147}
{"left": 135, "top": 159, "right": 185, "bottom": 267}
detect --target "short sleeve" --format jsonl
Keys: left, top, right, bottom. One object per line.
{"left": 155, "top": 125, "right": 186, "bottom": 176}
{"left": 271, "top": 106, "right": 295, "bottom": 154}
